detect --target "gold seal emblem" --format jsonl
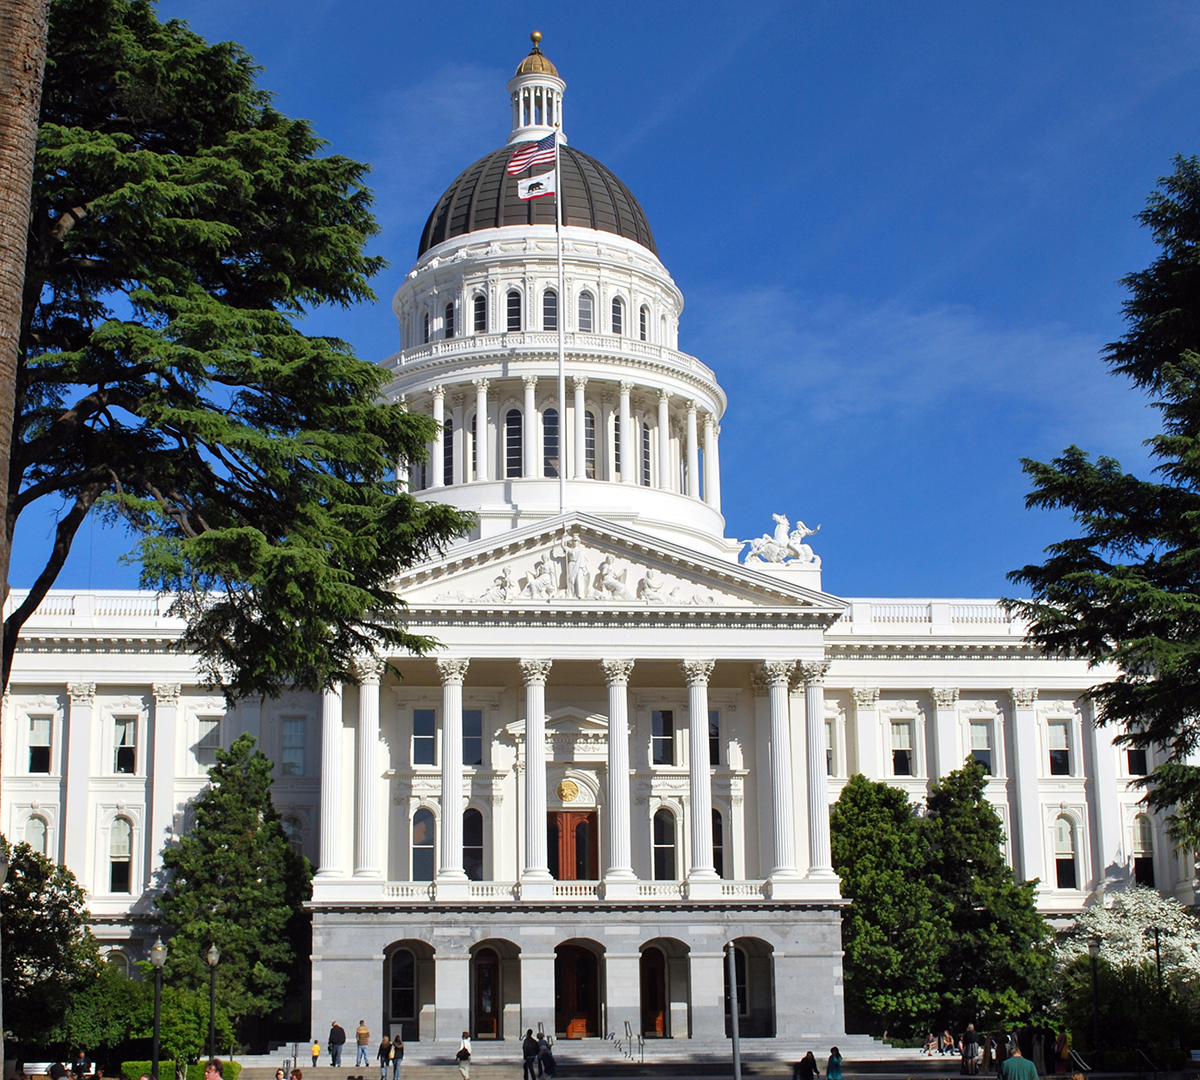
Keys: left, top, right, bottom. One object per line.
{"left": 557, "top": 779, "right": 579, "bottom": 802}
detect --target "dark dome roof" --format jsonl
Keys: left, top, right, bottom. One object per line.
{"left": 418, "top": 144, "right": 657, "bottom": 258}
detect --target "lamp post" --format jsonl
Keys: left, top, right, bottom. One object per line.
{"left": 150, "top": 937, "right": 167, "bottom": 1080}
{"left": 207, "top": 944, "right": 220, "bottom": 1059}
{"left": 724, "top": 941, "right": 742, "bottom": 1080}
{"left": 1088, "top": 937, "right": 1101, "bottom": 1066}
{"left": 0, "top": 850, "right": 10, "bottom": 1079}
{"left": 1146, "top": 926, "right": 1164, "bottom": 991}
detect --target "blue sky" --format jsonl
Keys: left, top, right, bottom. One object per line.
{"left": 15, "top": 1, "right": 1200, "bottom": 598}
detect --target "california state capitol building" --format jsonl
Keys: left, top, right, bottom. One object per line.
{"left": 0, "top": 35, "right": 1180, "bottom": 1050}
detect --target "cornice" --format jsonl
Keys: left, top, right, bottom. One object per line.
{"left": 827, "top": 640, "right": 1050, "bottom": 662}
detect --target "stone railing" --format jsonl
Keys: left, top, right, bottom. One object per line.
{"left": 828, "top": 599, "right": 1026, "bottom": 637}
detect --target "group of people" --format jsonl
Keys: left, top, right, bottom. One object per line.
{"left": 308, "top": 1021, "right": 403, "bottom": 1080}
{"left": 923, "top": 1026, "right": 1077, "bottom": 1077}
{"left": 520, "top": 1029, "right": 557, "bottom": 1080}
{"left": 792, "top": 1047, "right": 842, "bottom": 1080}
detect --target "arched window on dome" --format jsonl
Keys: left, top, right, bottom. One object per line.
{"left": 640, "top": 305, "right": 650, "bottom": 342}
{"left": 1053, "top": 814, "right": 1077, "bottom": 890}
{"left": 444, "top": 302, "right": 455, "bottom": 340}
{"left": 611, "top": 297, "right": 624, "bottom": 336}
{"left": 613, "top": 413, "right": 621, "bottom": 476}
{"left": 474, "top": 294, "right": 487, "bottom": 333}
{"left": 660, "top": 314, "right": 667, "bottom": 346}
{"left": 412, "top": 808, "right": 435, "bottom": 881}
{"left": 712, "top": 808, "right": 724, "bottom": 878}
{"left": 506, "top": 291, "right": 522, "bottom": 332}
{"left": 1133, "top": 814, "right": 1155, "bottom": 887}
{"left": 463, "top": 808, "right": 484, "bottom": 882}
{"left": 641, "top": 419, "right": 651, "bottom": 486}
{"left": 443, "top": 418, "right": 454, "bottom": 486}
{"left": 25, "top": 814, "right": 47, "bottom": 856}
{"left": 653, "top": 808, "right": 677, "bottom": 880}
{"left": 422, "top": 311, "right": 430, "bottom": 344}
{"left": 577, "top": 292, "right": 594, "bottom": 333}
{"left": 584, "top": 411, "right": 596, "bottom": 478}
{"left": 110, "top": 816, "right": 133, "bottom": 893}
{"left": 470, "top": 414, "right": 477, "bottom": 480}
{"left": 543, "top": 289, "right": 558, "bottom": 331}
{"left": 505, "top": 409, "right": 523, "bottom": 479}
{"left": 543, "top": 407, "right": 560, "bottom": 478}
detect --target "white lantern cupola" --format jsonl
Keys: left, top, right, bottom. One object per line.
{"left": 506, "top": 31, "right": 567, "bottom": 146}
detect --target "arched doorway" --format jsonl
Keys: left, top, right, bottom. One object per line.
{"left": 384, "top": 940, "right": 435, "bottom": 1042}
{"left": 723, "top": 937, "right": 775, "bottom": 1038}
{"left": 474, "top": 948, "right": 501, "bottom": 1038}
{"left": 640, "top": 947, "right": 666, "bottom": 1036}
{"left": 555, "top": 941, "right": 601, "bottom": 1037}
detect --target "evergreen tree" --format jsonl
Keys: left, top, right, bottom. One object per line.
{"left": 1009, "top": 156, "right": 1200, "bottom": 836}
{"left": 5, "top": 0, "right": 473, "bottom": 695}
{"left": 0, "top": 835, "right": 98, "bottom": 1047}
{"left": 830, "top": 774, "right": 946, "bottom": 1036}
{"left": 156, "top": 733, "right": 311, "bottom": 1023}
{"left": 923, "top": 761, "right": 1050, "bottom": 1025}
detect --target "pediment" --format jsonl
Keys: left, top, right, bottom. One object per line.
{"left": 392, "top": 512, "right": 845, "bottom": 614}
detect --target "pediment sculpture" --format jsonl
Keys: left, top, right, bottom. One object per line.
{"left": 744, "top": 514, "right": 821, "bottom": 567}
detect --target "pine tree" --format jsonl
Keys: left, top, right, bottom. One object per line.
{"left": 1009, "top": 156, "right": 1200, "bottom": 837}
{"left": 830, "top": 774, "right": 946, "bottom": 1036}
{"left": 923, "top": 761, "right": 1050, "bottom": 1025}
{"left": 156, "top": 733, "right": 311, "bottom": 1023}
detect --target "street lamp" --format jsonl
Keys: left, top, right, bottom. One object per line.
{"left": 1146, "top": 926, "right": 1164, "bottom": 991}
{"left": 1088, "top": 937, "right": 1101, "bottom": 1065}
{"left": 150, "top": 937, "right": 168, "bottom": 1080}
{"left": 0, "top": 851, "right": 10, "bottom": 1080}
{"left": 207, "top": 943, "right": 220, "bottom": 1060}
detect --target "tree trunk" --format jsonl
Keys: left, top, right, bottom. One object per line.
{"left": 0, "top": 0, "right": 51, "bottom": 695}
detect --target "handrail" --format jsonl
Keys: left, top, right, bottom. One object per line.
{"left": 1068, "top": 1049, "right": 1091, "bottom": 1073}
{"left": 1134, "top": 1046, "right": 1160, "bottom": 1080}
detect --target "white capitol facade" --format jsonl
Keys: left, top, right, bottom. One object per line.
{"left": 0, "top": 37, "right": 1183, "bottom": 1048}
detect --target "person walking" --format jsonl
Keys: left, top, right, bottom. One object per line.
{"left": 328, "top": 1023, "right": 346, "bottom": 1068}
{"left": 536, "top": 1035, "right": 550, "bottom": 1078}
{"left": 456, "top": 1033, "right": 471, "bottom": 1080}
{"left": 391, "top": 1038, "right": 404, "bottom": 1080}
{"left": 827, "top": 1048, "right": 843, "bottom": 1080}
{"left": 793, "top": 1051, "right": 820, "bottom": 1080}
{"left": 310, "top": 1041, "right": 320, "bottom": 1069}
{"left": 540, "top": 1044, "right": 557, "bottom": 1080}
{"left": 999, "top": 1046, "right": 1037, "bottom": 1080}
{"left": 378, "top": 1037, "right": 392, "bottom": 1080}
{"left": 962, "top": 1024, "right": 979, "bottom": 1076}
{"left": 356, "top": 1021, "right": 371, "bottom": 1067}
{"left": 522, "top": 1030, "right": 539, "bottom": 1080}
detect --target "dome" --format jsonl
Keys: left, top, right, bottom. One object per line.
{"left": 418, "top": 144, "right": 658, "bottom": 258}
{"left": 515, "top": 31, "right": 558, "bottom": 76}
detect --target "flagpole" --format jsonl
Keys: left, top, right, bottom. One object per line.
{"left": 554, "top": 126, "right": 566, "bottom": 515}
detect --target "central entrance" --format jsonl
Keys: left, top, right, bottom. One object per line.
{"left": 547, "top": 811, "right": 599, "bottom": 880}
{"left": 473, "top": 947, "right": 500, "bottom": 1038}
{"left": 640, "top": 947, "right": 667, "bottom": 1036}
{"left": 555, "top": 942, "right": 600, "bottom": 1037}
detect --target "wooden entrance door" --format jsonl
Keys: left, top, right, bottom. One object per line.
{"left": 640, "top": 947, "right": 667, "bottom": 1037}
{"left": 555, "top": 943, "right": 599, "bottom": 1038}
{"left": 473, "top": 948, "right": 500, "bottom": 1039}
{"left": 547, "top": 811, "right": 598, "bottom": 880}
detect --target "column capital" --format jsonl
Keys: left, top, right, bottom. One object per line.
{"left": 686, "top": 398, "right": 698, "bottom": 414}
{"left": 1010, "top": 687, "right": 1038, "bottom": 709}
{"left": 797, "top": 661, "right": 829, "bottom": 687}
{"left": 68, "top": 682, "right": 96, "bottom": 705}
{"left": 657, "top": 387, "right": 671, "bottom": 404}
{"left": 573, "top": 374, "right": 589, "bottom": 390}
{"left": 600, "top": 658, "right": 635, "bottom": 685}
{"left": 523, "top": 374, "right": 539, "bottom": 389}
{"left": 519, "top": 658, "right": 553, "bottom": 685}
{"left": 432, "top": 384, "right": 445, "bottom": 402}
{"left": 703, "top": 411, "right": 716, "bottom": 430}
{"left": 852, "top": 686, "right": 881, "bottom": 707}
{"left": 473, "top": 377, "right": 490, "bottom": 392}
{"left": 398, "top": 394, "right": 408, "bottom": 410}
{"left": 680, "top": 659, "right": 715, "bottom": 687}
{"left": 619, "top": 380, "right": 634, "bottom": 393}
{"left": 757, "top": 661, "right": 794, "bottom": 689}
{"left": 354, "top": 656, "right": 387, "bottom": 684}
{"left": 152, "top": 683, "right": 182, "bottom": 706}
{"left": 932, "top": 687, "right": 960, "bottom": 709}
{"left": 436, "top": 658, "right": 470, "bottom": 685}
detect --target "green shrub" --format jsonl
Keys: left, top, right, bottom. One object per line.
{"left": 122, "top": 1061, "right": 242, "bottom": 1080}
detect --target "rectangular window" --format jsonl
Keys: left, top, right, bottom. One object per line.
{"left": 613, "top": 414, "right": 621, "bottom": 474}
{"left": 708, "top": 709, "right": 720, "bottom": 766}
{"left": 196, "top": 718, "right": 220, "bottom": 768}
{"left": 1127, "top": 747, "right": 1148, "bottom": 776}
{"left": 891, "top": 720, "right": 913, "bottom": 776}
{"left": 1134, "top": 855, "right": 1155, "bottom": 887}
{"left": 113, "top": 717, "right": 137, "bottom": 774}
{"left": 413, "top": 708, "right": 436, "bottom": 765}
{"left": 652, "top": 709, "right": 674, "bottom": 766}
{"left": 463, "top": 708, "right": 483, "bottom": 766}
{"left": 29, "top": 715, "right": 51, "bottom": 773}
{"left": 281, "top": 718, "right": 305, "bottom": 776}
{"left": 1048, "top": 721, "right": 1071, "bottom": 775}
{"left": 640, "top": 421, "right": 651, "bottom": 486}
{"left": 970, "top": 721, "right": 992, "bottom": 775}
{"left": 825, "top": 718, "right": 835, "bottom": 776}
{"left": 1055, "top": 856, "right": 1077, "bottom": 889}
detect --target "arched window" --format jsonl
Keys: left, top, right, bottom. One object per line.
{"left": 543, "top": 289, "right": 558, "bottom": 331}
{"left": 463, "top": 808, "right": 484, "bottom": 882}
{"left": 474, "top": 294, "right": 487, "bottom": 333}
{"left": 584, "top": 411, "right": 597, "bottom": 478}
{"left": 282, "top": 815, "right": 304, "bottom": 856}
{"left": 578, "top": 292, "right": 594, "bottom": 333}
{"left": 391, "top": 948, "right": 416, "bottom": 1023}
{"left": 412, "top": 808, "right": 435, "bottom": 881}
{"left": 107, "top": 951, "right": 130, "bottom": 977}
{"left": 1054, "top": 815, "right": 1077, "bottom": 890}
{"left": 712, "top": 809, "right": 724, "bottom": 878}
{"left": 110, "top": 817, "right": 133, "bottom": 893}
{"left": 653, "top": 808, "right": 676, "bottom": 880}
{"left": 641, "top": 419, "right": 651, "bottom": 486}
{"left": 543, "top": 407, "right": 560, "bottom": 478}
{"left": 640, "top": 305, "right": 649, "bottom": 342}
{"left": 470, "top": 414, "right": 477, "bottom": 479}
{"left": 1133, "top": 814, "right": 1155, "bottom": 887}
{"left": 443, "top": 418, "right": 454, "bottom": 486}
{"left": 505, "top": 409, "right": 523, "bottom": 478}
{"left": 613, "top": 413, "right": 621, "bottom": 475}
{"left": 506, "top": 290, "right": 522, "bottom": 332}
{"left": 723, "top": 947, "right": 749, "bottom": 1020}
{"left": 660, "top": 314, "right": 667, "bottom": 344}
{"left": 422, "top": 311, "right": 430, "bottom": 344}
{"left": 444, "top": 302, "right": 455, "bottom": 340}
{"left": 25, "top": 814, "right": 47, "bottom": 855}
{"left": 612, "top": 297, "right": 624, "bottom": 335}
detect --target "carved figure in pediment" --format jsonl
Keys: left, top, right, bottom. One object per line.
{"left": 479, "top": 567, "right": 518, "bottom": 602}
{"left": 638, "top": 567, "right": 669, "bottom": 603}
{"left": 562, "top": 533, "right": 590, "bottom": 599}
{"left": 522, "top": 555, "right": 558, "bottom": 599}
{"left": 593, "top": 555, "right": 628, "bottom": 599}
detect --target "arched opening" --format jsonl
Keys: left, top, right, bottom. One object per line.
{"left": 577, "top": 292, "right": 594, "bottom": 333}
{"left": 724, "top": 937, "right": 775, "bottom": 1038}
{"left": 505, "top": 409, "right": 523, "bottom": 479}
{"left": 385, "top": 940, "right": 435, "bottom": 1042}
{"left": 653, "top": 808, "right": 676, "bottom": 881}
{"left": 555, "top": 939, "right": 604, "bottom": 1038}
{"left": 107, "top": 950, "right": 130, "bottom": 977}
{"left": 611, "top": 296, "right": 624, "bottom": 335}
{"left": 639, "top": 305, "right": 649, "bottom": 342}
{"left": 473, "top": 294, "right": 487, "bottom": 333}
{"left": 640, "top": 938, "right": 690, "bottom": 1038}
{"left": 25, "top": 814, "right": 47, "bottom": 856}
{"left": 422, "top": 311, "right": 430, "bottom": 344}
{"left": 1054, "top": 814, "right": 1078, "bottom": 889}
{"left": 463, "top": 808, "right": 484, "bottom": 881}
{"left": 543, "top": 289, "right": 558, "bottom": 331}
{"left": 640, "top": 419, "right": 651, "bottom": 486}
{"left": 470, "top": 939, "right": 521, "bottom": 1040}
{"left": 584, "top": 411, "right": 596, "bottom": 478}
{"left": 110, "top": 816, "right": 132, "bottom": 893}
{"left": 1133, "top": 814, "right": 1155, "bottom": 887}
{"left": 443, "top": 418, "right": 454, "bottom": 486}
{"left": 640, "top": 947, "right": 667, "bottom": 1036}
{"left": 506, "top": 290, "right": 522, "bottom": 332}
{"left": 444, "top": 302, "right": 455, "bottom": 339}
{"left": 412, "top": 807, "right": 436, "bottom": 881}
{"left": 543, "top": 407, "right": 560, "bottom": 478}
{"left": 712, "top": 809, "right": 724, "bottom": 879}
{"left": 281, "top": 815, "right": 305, "bottom": 857}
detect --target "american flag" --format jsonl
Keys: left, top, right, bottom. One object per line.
{"left": 506, "top": 132, "right": 557, "bottom": 175}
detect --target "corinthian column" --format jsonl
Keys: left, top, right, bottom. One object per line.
{"left": 150, "top": 684, "right": 181, "bottom": 877}
{"left": 317, "top": 683, "right": 344, "bottom": 878}
{"left": 354, "top": 659, "right": 384, "bottom": 877}
{"left": 657, "top": 390, "right": 671, "bottom": 490}
{"left": 520, "top": 659, "right": 554, "bottom": 893}
{"left": 601, "top": 659, "right": 636, "bottom": 892}
{"left": 436, "top": 658, "right": 469, "bottom": 883}
{"left": 682, "top": 660, "right": 718, "bottom": 885}
{"left": 800, "top": 662, "right": 836, "bottom": 879}
{"left": 523, "top": 375, "right": 538, "bottom": 478}
{"left": 619, "top": 381, "right": 634, "bottom": 483}
{"left": 474, "top": 379, "right": 489, "bottom": 481}
{"left": 702, "top": 413, "right": 718, "bottom": 507}
{"left": 686, "top": 401, "right": 700, "bottom": 498}
{"left": 760, "top": 661, "right": 799, "bottom": 881}
{"left": 431, "top": 386, "right": 445, "bottom": 488}
{"left": 573, "top": 376, "right": 588, "bottom": 479}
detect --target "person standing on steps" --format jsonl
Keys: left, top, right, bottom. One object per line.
{"left": 522, "top": 1030, "right": 539, "bottom": 1080}
{"left": 456, "top": 1032, "right": 471, "bottom": 1080}
{"left": 998, "top": 1045, "right": 1038, "bottom": 1080}
{"left": 377, "top": 1036, "right": 392, "bottom": 1080}
{"left": 827, "top": 1047, "right": 842, "bottom": 1080}
{"left": 962, "top": 1024, "right": 979, "bottom": 1075}
{"left": 310, "top": 1040, "right": 320, "bottom": 1069}
{"left": 356, "top": 1021, "right": 371, "bottom": 1067}
{"left": 328, "top": 1022, "right": 346, "bottom": 1067}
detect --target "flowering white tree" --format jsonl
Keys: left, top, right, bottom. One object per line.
{"left": 1057, "top": 886, "right": 1200, "bottom": 981}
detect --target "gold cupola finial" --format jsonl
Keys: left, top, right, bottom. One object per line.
{"left": 530, "top": 30, "right": 542, "bottom": 50}
{"left": 515, "top": 31, "right": 558, "bottom": 77}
